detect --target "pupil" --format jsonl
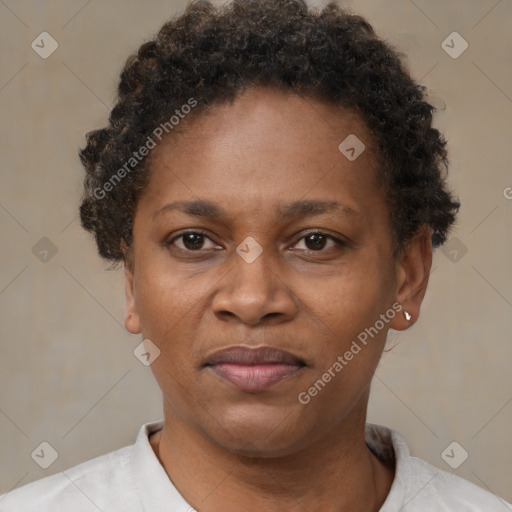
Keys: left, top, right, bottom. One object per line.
{"left": 184, "top": 233, "right": 204, "bottom": 250}
{"left": 306, "top": 233, "right": 326, "bottom": 250}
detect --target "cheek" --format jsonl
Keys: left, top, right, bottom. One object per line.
{"left": 300, "top": 256, "right": 390, "bottom": 334}
{"left": 133, "top": 255, "right": 208, "bottom": 338}
{"left": 133, "top": 264, "right": 205, "bottom": 405}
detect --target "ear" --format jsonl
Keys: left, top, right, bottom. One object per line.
{"left": 389, "top": 226, "right": 433, "bottom": 331}
{"left": 123, "top": 247, "right": 141, "bottom": 335}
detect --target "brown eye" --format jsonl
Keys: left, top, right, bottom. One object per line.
{"left": 182, "top": 233, "right": 205, "bottom": 250}
{"left": 169, "top": 231, "right": 218, "bottom": 251}
{"left": 304, "top": 233, "right": 328, "bottom": 251}
{"left": 293, "top": 232, "right": 340, "bottom": 252}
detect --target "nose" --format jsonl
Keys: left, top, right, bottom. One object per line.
{"left": 211, "top": 247, "right": 297, "bottom": 326}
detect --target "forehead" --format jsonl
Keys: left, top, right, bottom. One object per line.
{"left": 155, "top": 86, "right": 375, "bottom": 160}
{"left": 139, "top": 86, "right": 383, "bottom": 221}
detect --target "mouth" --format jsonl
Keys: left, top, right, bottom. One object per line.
{"left": 204, "top": 346, "right": 306, "bottom": 392}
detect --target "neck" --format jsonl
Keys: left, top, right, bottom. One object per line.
{"left": 150, "top": 406, "right": 395, "bottom": 512}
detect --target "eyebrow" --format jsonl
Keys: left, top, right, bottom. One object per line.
{"left": 153, "top": 199, "right": 359, "bottom": 221}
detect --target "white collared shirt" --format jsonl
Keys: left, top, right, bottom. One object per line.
{"left": 1, "top": 420, "right": 510, "bottom": 511}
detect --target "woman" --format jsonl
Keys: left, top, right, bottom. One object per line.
{"left": 2, "top": 0, "right": 510, "bottom": 510}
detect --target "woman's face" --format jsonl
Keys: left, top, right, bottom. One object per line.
{"left": 125, "top": 86, "right": 425, "bottom": 456}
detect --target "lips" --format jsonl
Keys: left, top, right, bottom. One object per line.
{"left": 204, "top": 346, "right": 306, "bottom": 392}
{"left": 205, "top": 346, "right": 305, "bottom": 366}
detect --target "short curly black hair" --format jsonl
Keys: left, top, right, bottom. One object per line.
{"left": 79, "top": 0, "right": 460, "bottom": 263}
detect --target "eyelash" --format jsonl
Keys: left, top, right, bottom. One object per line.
{"left": 166, "top": 229, "right": 346, "bottom": 254}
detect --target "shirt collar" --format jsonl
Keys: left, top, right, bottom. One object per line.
{"left": 365, "top": 423, "right": 442, "bottom": 511}
{"left": 130, "top": 419, "right": 194, "bottom": 511}
{"left": 130, "top": 419, "right": 415, "bottom": 511}
{"left": 365, "top": 423, "right": 406, "bottom": 510}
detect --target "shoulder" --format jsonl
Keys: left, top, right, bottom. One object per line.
{"left": 0, "top": 445, "right": 137, "bottom": 512}
{"left": 405, "top": 454, "right": 512, "bottom": 511}
{"left": 365, "top": 424, "right": 512, "bottom": 512}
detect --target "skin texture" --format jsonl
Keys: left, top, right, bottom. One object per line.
{"left": 124, "top": 86, "right": 432, "bottom": 511}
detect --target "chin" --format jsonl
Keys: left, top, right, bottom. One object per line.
{"left": 199, "top": 402, "right": 312, "bottom": 457}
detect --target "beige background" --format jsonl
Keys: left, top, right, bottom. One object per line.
{"left": 1, "top": 0, "right": 511, "bottom": 503}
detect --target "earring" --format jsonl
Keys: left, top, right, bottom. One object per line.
{"left": 404, "top": 311, "right": 411, "bottom": 321}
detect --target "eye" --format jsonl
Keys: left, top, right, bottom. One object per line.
{"left": 166, "top": 230, "right": 345, "bottom": 254}
{"left": 292, "top": 231, "right": 342, "bottom": 252}
{"left": 169, "top": 231, "right": 220, "bottom": 251}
